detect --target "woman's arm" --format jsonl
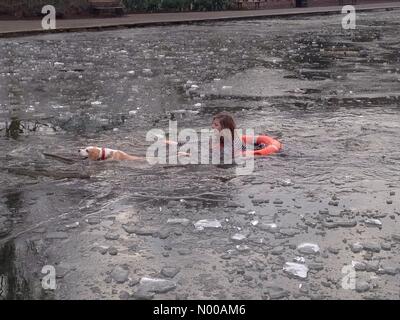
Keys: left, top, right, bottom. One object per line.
{"left": 163, "top": 140, "right": 190, "bottom": 157}
{"left": 164, "top": 139, "right": 179, "bottom": 146}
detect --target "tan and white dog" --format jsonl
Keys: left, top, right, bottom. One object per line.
{"left": 79, "top": 146, "right": 141, "bottom": 161}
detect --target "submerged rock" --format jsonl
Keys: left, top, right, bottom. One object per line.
{"left": 178, "top": 248, "right": 192, "bottom": 255}
{"left": 86, "top": 217, "right": 100, "bottom": 225}
{"left": 167, "top": 218, "right": 190, "bottom": 226}
{"left": 377, "top": 263, "right": 398, "bottom": 276}
{"left": 308, "top": 263, "right": 324, "bottom": 271}
{"left": 161, "top": 266, "right": 180, "bottom": 278}
{"left": 108, "top": 247, "right": 118, "bottom": 255}
{"left": 0, "top": 216, "right": 12, "bottom": 238}
{"left": 352, "top": 261, "right": 366, "bottom": 271}
{"left": 271, "top": 246, "right": 285, "bottom": 255}
{"left": 122, "top": 224, "right": 157, "bottom": 236}
{"left": 380, "top": 242, "right": 392, "bottom": 251}
{"left": 279, "top": 228, "right": 299, "bottom": 237}
{"left": 364, "top": 261, "right": 379, "bottom": 272}
{"left": 252, "top": 198, "right": 270, "bottom": 205}
{"left": 327, "top": 247, "right": 340, "bottom": 254}
{"left": 264, "top": 286, "right": 289, "bottom": 299}
{"left": 119, "top": 290, "right": 130, "bottom": 300}
{"left": 350, "top": 242, "right": 363, "bottom": 253}
{"left": 104, "top": 233, "right": 120, "bottom": 240}
{"left": 110, "top": 266, "right": 129, "bottom": 283}
{"left": 132, "top": 289, "right": 155, "bottom": 300}
{"left": 356, "top": 281, "right": 370, "bottom": 293}
{"left": 391, "top": 234, "right": 400, "bottom": 242}
{"left": 158, "top": 229, "right": 170, "bottom": 239}
{"left": 362, "top": 242, "right": 381, "bottom": 253}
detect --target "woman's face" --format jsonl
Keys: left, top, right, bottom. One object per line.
{"left": 212, "top": 119, "right": 222, "bottom": 132}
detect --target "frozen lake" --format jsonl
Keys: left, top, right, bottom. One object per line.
{"left": 0, "top": 10, "right": 400, "bottom": 299}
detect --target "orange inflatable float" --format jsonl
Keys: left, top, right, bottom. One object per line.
{"left": 241, "top": 135, "right": 282, "bottom": 156}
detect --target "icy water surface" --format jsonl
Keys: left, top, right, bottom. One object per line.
{"left": 0, "top": 10, "right": 400, "bottom": 299}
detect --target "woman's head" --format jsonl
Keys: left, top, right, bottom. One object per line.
{"left": 212, "top": 112, "right": 236, "bottom": 135}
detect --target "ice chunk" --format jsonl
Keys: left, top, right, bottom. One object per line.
{"left": 231, "top": 233, "right": 246, "bottom": 242}
{"left": 283, "top": 262, "right": 308, "bottom": 279}
{"left": 194, "top": 219, "right": 221, "bottom": 230}
{"left": 294, "top": 256, "right": 305, "bottom": 263}
{"left": 297, "top": 243, "right": 320, "bottom": 254}
{"left": 364, "top": 218, "right": 382, "bottom": 226}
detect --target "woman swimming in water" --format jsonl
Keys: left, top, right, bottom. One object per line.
{"left": 210, "top": 112, "right": 244, "bottom": 160}
{"left": 165, "top": 112, "right": 265, "bottom": 161}
{"left": 163, "top": 112, "right": 280, "bottom": 163}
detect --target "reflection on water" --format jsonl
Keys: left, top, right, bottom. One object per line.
{"left": 0, "top": 240, "right": 49, "bottom": 300}
{"left": 5, "top": 118, "right": 22, "bottom": 139}
{"left": 0, "top": 242, "right": 20, "bottom": 300}
{"left": 0, "top": 188, "right": 50, "bottom": 300}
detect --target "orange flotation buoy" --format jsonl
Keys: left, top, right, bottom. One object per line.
{"left": 241, "top": 135, "right": 282, "bottom": 156}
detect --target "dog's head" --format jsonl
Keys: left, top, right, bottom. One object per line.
{"left": 79, "top": 146, "right": 102, "bottom": 160}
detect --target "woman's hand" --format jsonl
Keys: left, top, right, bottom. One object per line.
{"left": 164, "top": 139, "right": 178, "bottom": 146}
{"left": 163, "top": 139, "right": 189, "bottom": 156}
{"left": 178, "top": 151, "right": 190, "bottom": 157}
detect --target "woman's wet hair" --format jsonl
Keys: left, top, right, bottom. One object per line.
{"left": 213, "top": 112, "right": 238, "bottom": 160}
{"left": 213, "top": 112, "right": 236, "bottom": 140}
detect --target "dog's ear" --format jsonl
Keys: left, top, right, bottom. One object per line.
{"left": 87, "top": 147, "right": 100, "bottom": 160}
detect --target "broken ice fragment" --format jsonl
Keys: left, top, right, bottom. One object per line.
{"left": 364, "top": 218, "right": 382, "bottom": 226}
{"left": 194, "top": 219, "right": 221, "bottom": 230}
{"left": 294, "top": 256, "right": 306, "bottom": 263}
{"left": 297, "top": 243, "right": 320, "bottom": 254}
{"left": 283, "top": 262, "right": 308, "bottom": 279}
{"left": 231, "top": 233, "right": 246, "bottom": 242}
